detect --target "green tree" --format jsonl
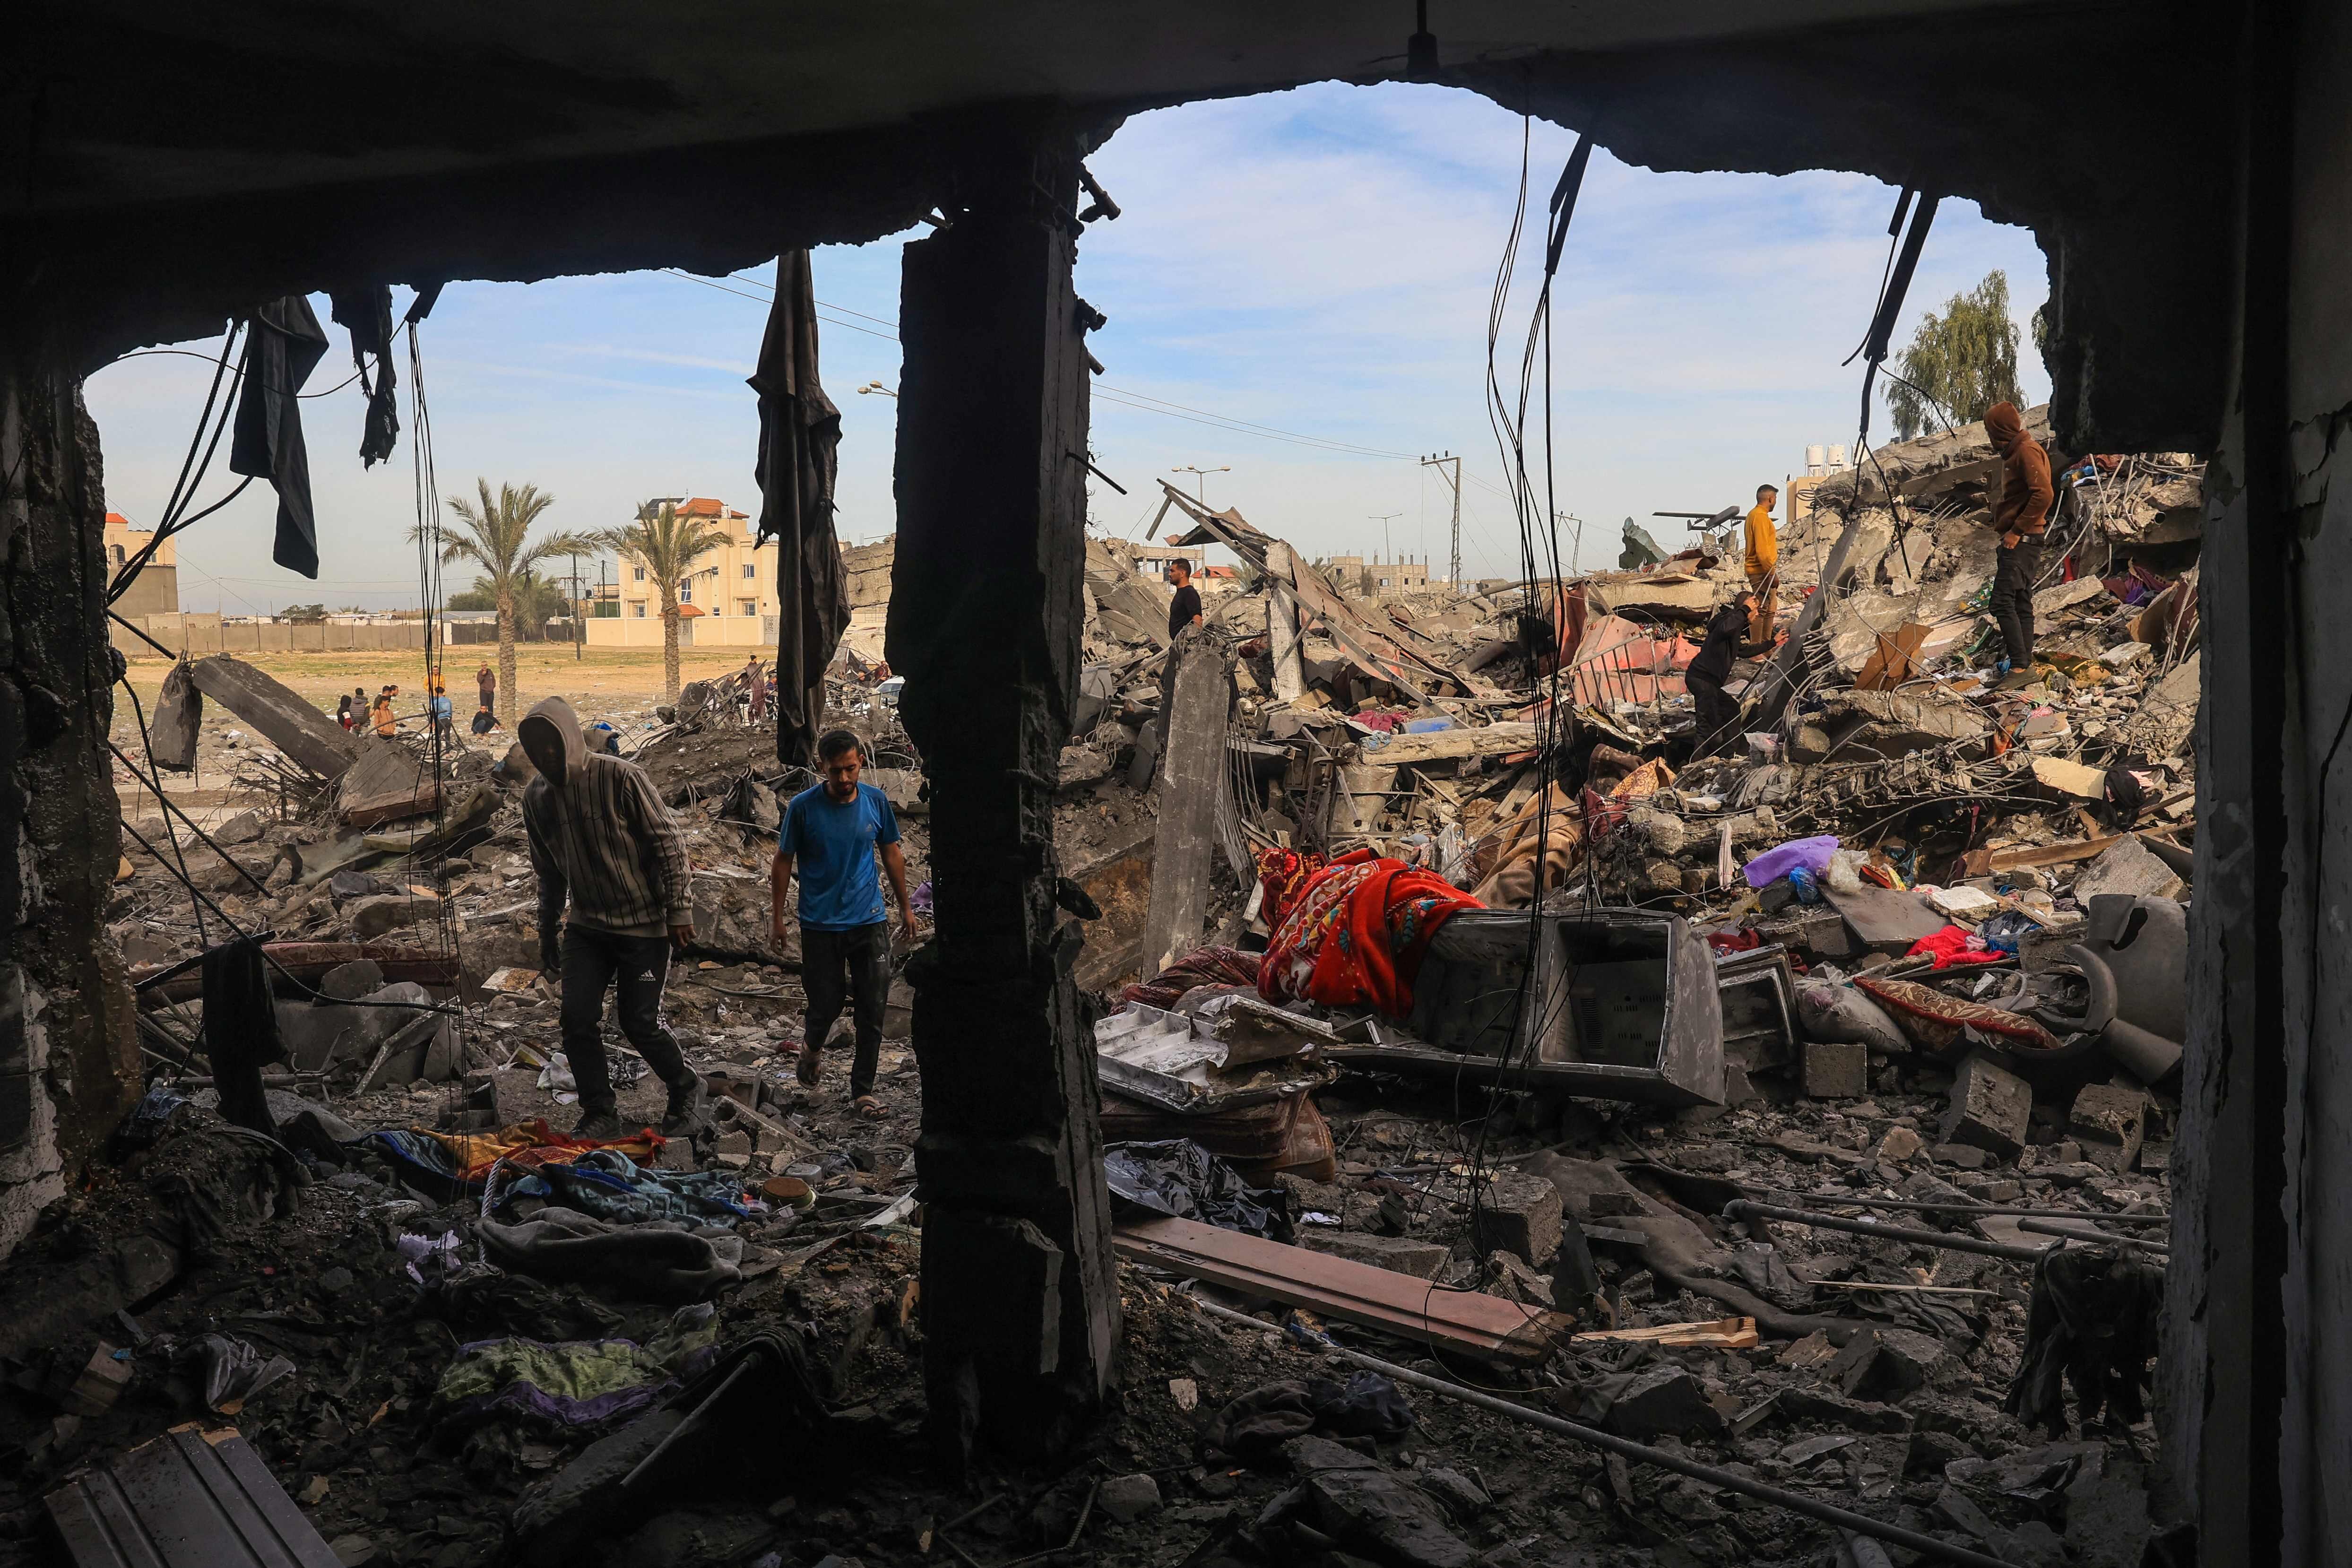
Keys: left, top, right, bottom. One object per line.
{"left": 414, "top": 481, "right": 600, "bottom": 722}
{"left": 281, "top": 603, "right": 329, "bottom": 623}
{"left": 1885, "top": 269, "right": 2024, "bottom": 441}
{"left": 449, "top": 572, "right": 566, "bottom": 637}
{"left": 597, "top": 501, "right": 731, "bottom": 703}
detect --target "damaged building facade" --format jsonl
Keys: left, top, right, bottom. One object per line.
{"left": 1, "top": 1, "right": 2348, "bottom": 1565}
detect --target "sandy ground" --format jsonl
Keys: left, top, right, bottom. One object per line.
{"left": 118, "top": 644, "right": 767, "bottom": 714}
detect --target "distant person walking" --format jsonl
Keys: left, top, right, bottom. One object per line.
{"left": 519, "top": 696, "right": 709, "bottom": 1140}
{"left": 1686, "top": 589, "right": 1755, "bottom": 757}
{"left": 1743, "top": 484, "right": 1779, "bottom": 650}
{"left": 744, "top": 657, "right": 769, "bottom": 724}
{"left": 1983, "top": 401, "right": 2054, "bottom": 673}
{"left": 772, "top": 729, "right": 917, "bottom": 1119}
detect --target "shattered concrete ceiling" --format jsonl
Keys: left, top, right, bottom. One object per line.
{"left": 8, "top": 0, "right": 2224, "bottom": 449}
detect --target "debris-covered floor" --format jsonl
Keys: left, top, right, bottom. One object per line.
{"left": 24, "top": 404, "right": 2188, "bottom": 1566}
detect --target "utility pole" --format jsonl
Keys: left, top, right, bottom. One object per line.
{"left": 1420, "top": 451, "right": 1462, "bottom": 590}
{"left": 570, "top": 551, "right": 583, "bottom": 660}
{"left": 1369, "top": 512, "right": 1403, "bottom": 588}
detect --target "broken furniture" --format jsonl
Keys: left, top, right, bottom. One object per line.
{"left": 1324, "top": 908, "right": 1727, "bottom": 1106}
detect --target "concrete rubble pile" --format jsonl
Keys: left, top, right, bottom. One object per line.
{"left": 20, "top": 410, "right": 2192, "bottom": 1565}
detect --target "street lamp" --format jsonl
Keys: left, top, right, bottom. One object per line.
{"left": 1171, "top": 465, "right": 1229, "bottom": 505}
{"left": 857, "top": 381, "right": 897, "bottom": 398}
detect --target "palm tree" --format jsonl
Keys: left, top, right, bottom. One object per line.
{"left": 415, "top": 480, "right": 600, "bottom": 723}
{"left": 598, "top": 501, "right": 733, "bottom": 703}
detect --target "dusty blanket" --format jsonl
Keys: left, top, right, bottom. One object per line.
{"left": 478, "top": 1206, "right": 748, "bottom": 1302}
{"left": 1257, "top": 849, "right": 1481, "bottom": 1018}
{"left": 431, "top": 1305, "right": 719, "bottom": 1437}
{"left": 508, "top": 1147, "right": 752, "bottom": 1223}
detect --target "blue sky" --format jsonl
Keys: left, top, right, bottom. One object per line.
{"left": 85, "top": 82, "right": 2049, "bottom": 613}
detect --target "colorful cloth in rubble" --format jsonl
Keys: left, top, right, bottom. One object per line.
{"left": 1906, "top": 925, "right": 2005, "bottom": 970}
{"left": 430, "top": 1303, "right": 719, "bottom": 1438}
{"left": 1122, "top": 945, "right": 1264, "bottom": 1011}
{"left": 357, "top": 1118, "right": 663, "bottom": 1194}
{"left": 1254, "top": 847, "right": 1332, "bottom": 931}
{"left": 506, "top": 1147, "right": 753, "bottom": 1223}
{"left": 1256, "top": 849, "right": 1482, "bottom": 1018}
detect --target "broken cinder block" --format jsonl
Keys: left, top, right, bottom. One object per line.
{"left": 2067, "top": 1080, "right": 2147, "bottom": 1174}
{"left": 1940, "top": 1051, "right": 2032, "bottom": 1160}
{"left": 1470, "top": 1170, "right": 1563, "bottom": 1268}
{"left": 1803, "top": 1040, "right": 1868, "bottom": 1099}
{"left": 1298, "top": 1231, "right": 1451, "bottom": 1281}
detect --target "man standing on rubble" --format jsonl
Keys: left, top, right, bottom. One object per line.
{"left": 518, "top": 695, "right": 709, "bottom": 1140}
{"left": 1743, "top": 484, "right": 1778, "bottom": 650}
{"left": 1984, "top": 401, "right": 2054, "bottom": 673}
{"left": 1167, "top": 555, "right": 1204, "bottom": 641}
{"left": 1686, "top": 589, "right": 1754, "bottom": 755}
{"left": 773, "top": 729, "right": 916, "bottom": 1118}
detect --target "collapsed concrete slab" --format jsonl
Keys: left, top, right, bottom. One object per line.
{"left": 184, "top": 655, "right": 360, "bottom": 779}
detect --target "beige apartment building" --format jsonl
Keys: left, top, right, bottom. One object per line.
{"left": 103, "top": 511, "right": 179, "bottom": 619}
{"left": 586, "top": 497, "right": 778, "bottom": 648}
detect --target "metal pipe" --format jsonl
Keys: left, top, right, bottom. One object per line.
{"left": 2015, "top": 1218, "right": 2169, "bottom": 1253}
{"left": 1189, "top": 1298, "right": 2018, "bottom": 1568}
{"left": 1768, "top": 1194, "right": 2169, "bottom": 1224}
{"left": 1724, "top": 1200, "right": 2049, "bottom": 1262}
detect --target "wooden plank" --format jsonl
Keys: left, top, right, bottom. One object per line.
{"left": 1986, "top": 833, "right": 2125, "bottom": 872}
{"left": 1571, "top": 1316, "right": 1758, "bottom": 1349}
{"left": 1111, "top": 1214, "right": 1567, "bottom": 1364}
{"left": 1362, "top": 722, "right": 1539, "bottom": 766}
{"left": 1854, "top": 623, "right": 1930, "bottom": 691}
{"left": 2030, "top": 755, "right": 2109, "bottom": 799}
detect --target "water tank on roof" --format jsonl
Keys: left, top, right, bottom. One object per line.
{"left": 1828, "top": 444, "right": 1850, "bottom": 470}
{"left": 1805, "top": 444, "right": 1826, "bottom": 475}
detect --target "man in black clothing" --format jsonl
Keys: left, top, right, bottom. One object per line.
{"left": 1685, "top": 590, "right": 1754, "bottom": 757}
{"left": 1166, "top": 556, "right": 1204, "bottom": 641}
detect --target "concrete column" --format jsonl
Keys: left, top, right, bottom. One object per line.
{"left": 1265, "top": 542, "right": 1306, "bottom": 702}
{"left": 0, "top": 355, "right": 139, "bottom": 1262}
{"left": 884, "top": 128, "right": 1119, "bottom": 1467}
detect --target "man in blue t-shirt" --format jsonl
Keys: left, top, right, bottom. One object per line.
{"left": 772, "top": 728, "right": 916, "bottom": 1115}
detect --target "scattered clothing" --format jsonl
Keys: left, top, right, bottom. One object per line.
{"left": 416, "top": 1118, "right": 665, "bottom": 1185}
{"left": 778, "top": 782, "right": 900, "bottom": 929}
{"left": 1122, "top": 944, "right": 1268, "bottom": 1012}
{"left": 478, "top": 1205, "right": 749, "bottom": 1302}
{"left": 327, "top": 284, "right": 401, "bottom": 468}
{"left": 1204, "top": 1374, "right": 1415, "bottom": 1462}
{"left": 799, "top": 921, "right": 890, "bottom": 1100}
{"left": 229, "top": 295, "right": 330, "bottom": 579}
{"left": 2006, "top": 1247, "right": 2162, "bottom": 1436}
{"left": 1104, "top": 1139, "right": 1294, "bottom": 1241}
{"left": 1256, "top": 849, "right": 1483, "bottom": 1018}
{"left": 1906, "top": 924, "right": 2004, "bottom": 969}
{"left": 507, "top": 1149, "right": 752, "bottom": 1226}
{"left": 201, "top": 936, "right": 283, "bottom": 1136}
{"left": 431, "top": 1309, "right": 718, "bottom": 1438}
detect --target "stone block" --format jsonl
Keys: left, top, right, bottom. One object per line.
{"left": 1803, "top": 1040, "right": 1868, "bottom": 1099}
{"left": 1299, "top": 1231, "right": 1451, "bottom": 1281}
{"left": 1940, "top": 1051, "right": 2032, "bottom": 1159}
{"left": 2071, "top": 837, "right": 2185, "bottom": 902}
{"left": 1928, "top": 1142, "right": 1989, "bottom": 1170}
{"left": 1470, "top": 1170, "right": 1563, "bottom": 1268}
{"left": 1875, "top": 1126, "right": 1923, "bottom": 1164}
{"left": 1599, "top": 1367, "right": 1728, "bottom": 1441}
{"left": 1096, "top": 1473, "right": 1162, "bottom": 1524}
{"left": 1305, "top": 1469, "right": 1479, "bottom": 1568}
{"left": 2067, "top": 1081, "right": 2147, "bottom": 1173}
{"left": 344, "top": 893, "right": 441, "bottom": 940}
{"left": 1831, "top": 1326, "right": 1950, "bottom": 1399}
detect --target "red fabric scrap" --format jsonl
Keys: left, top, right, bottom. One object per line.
{"left": 1257, "top": 849, "right": 1483, "bottom": 1019}
{"left": 1905, "top": 925, "right": 2003, "bottom": 970}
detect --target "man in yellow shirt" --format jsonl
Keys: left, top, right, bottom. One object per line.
{"left": 1743, "top": 484, "right": 1779, "bottom": 649}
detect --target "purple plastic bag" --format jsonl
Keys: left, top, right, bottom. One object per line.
{"left": 1743, "top": 834, "right": 1841, "bottom": 889}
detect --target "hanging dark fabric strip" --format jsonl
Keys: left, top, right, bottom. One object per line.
{"left": 750, "top": 250, "right": 847, "bottom": 769}
{"left": 200, "top": 935, "right": 285, "bottom": 1136}
{"left": 229, "top": 295, "right": 330, "bottom": 578}
{"left": 329, "top": 285, "right": 401, "bottom": 467}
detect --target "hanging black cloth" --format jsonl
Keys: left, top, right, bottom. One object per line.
{"left": 230, "top": 295, "right": 329, "bottom": 579}
{"left": 200, "top": 936, "right": 285, "bottom": 1137}
{"left": 749, "top": 251, "right": 846, "bottom": 769}
{"left": 329, "top": 285, "right": 400, "bottom": 468}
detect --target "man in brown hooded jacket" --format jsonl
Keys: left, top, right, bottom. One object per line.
{"left": 1984, "top": 401, "right": 2054, "bottom": 671}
